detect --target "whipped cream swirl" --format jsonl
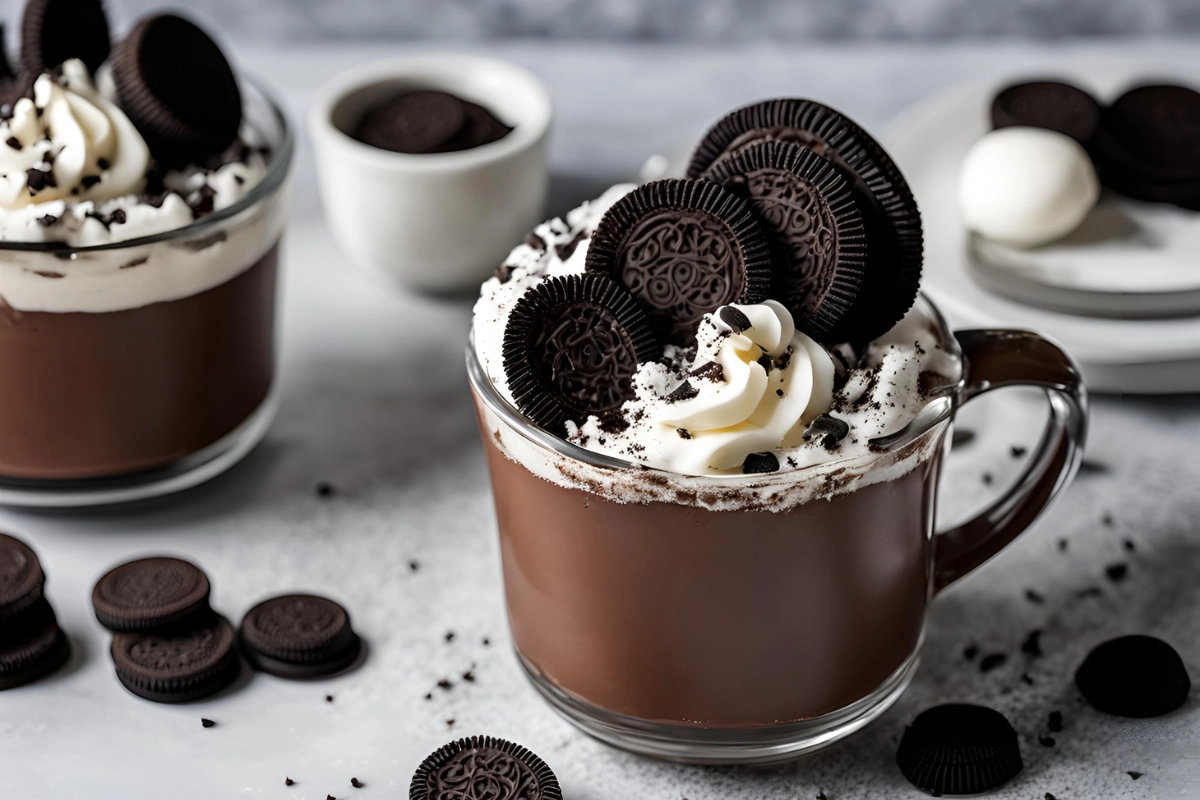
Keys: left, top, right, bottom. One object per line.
{"left": 571, "top": 300, "right": 833, "bottom": 475}
{"left": 0, "top": 59, "right": 149, "bottom": 209}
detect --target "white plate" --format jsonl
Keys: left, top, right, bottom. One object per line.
{"left": 884, "top": 75, "right": 1200, "bottom": 393}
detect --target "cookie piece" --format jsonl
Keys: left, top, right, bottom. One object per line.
{"left": 0, "top": 532, "right": 45, "bottom": 623}
{"left": 896, "top": 704, "right": 1023, "bottom": 795}
{"left": 354, "top": 90, "right": 466, "bottom": 154}
{"left": 1075, "top": 635, "right": 1191, "bottom": 718}
{"left": 20, "top": 0, "right": 111, "bottom": 76}
{"left": 111, "top": 14, "right": 242, "bottom": 166}
{"left": 991, "top": 80, "right": 1102, "bottom": 145}
{"left": 111, "top": 612, "right": 239, "bottom": 703}
{"left": 411, "top": 736, "right": 562, "bottom": 800}
{"left": 0, "top": 597, "right": 70, "bottom": 691}
{"left": 239, "top": 594, "right": 362, "bottom": 679}
{"left": 703, "top": 140, "right": 867, "bottom": 339}
{"left": 503, "top": 273, "right": 662, "bottom": 433}
{"left": 688, "top": 99, "right": 923, "bottom": 342}
{"left": 585, "top": 178, "right": 772, "bottom": 345}
{"left": 92, "top": 556, "right": 212, "bottom": 632}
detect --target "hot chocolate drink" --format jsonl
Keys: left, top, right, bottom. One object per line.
{"left": 0, "top": 2, "right": 291, "bottom": 486}
{"left": 470, "top": 99, "right": 1087, "bottom": 762}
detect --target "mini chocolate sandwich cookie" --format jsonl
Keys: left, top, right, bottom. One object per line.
{"left": 411, "top": 736, "right": 562, "bottom": 800}
{"left": 703, "top": 140, "right": 867, "bottom": 339}
{"left": 0, "top": 532, "right": 45, "bottom": 623}
{"left": 111, "top": 612, "right": 239, "bottom": 703}
{"left": 1075, "top": 635, "right": 1191, "bottom": 718}
{"left": 1095, "top": 84, "right": 1200, "bottom": 207}
{"left": 689, "top": 99, "right": 922, "bottom": 342}
{"left": 585, "top": 178, "right": 772, "bottom": 345}
{"left": 0, "top": 598, "right": 70, "bottom": 691}
{"left": 92, "top": 556, "right": 212, "bottom": 632}
{"left": 896, "top": 704, "right": 1023, "bottom": 795}
{"left": 111, "top": 14, "right": 242, "bottom": 165}
{"left": 239, "top": 593, "right": 362, "bottom": 678}
{"left": 20, "top": 0, "right": 112, "bottom": 76}
{"left": 503, "top": 273, "right": 662, "bottom": 433}
{"left": 991, "top": 80, "right": 1102, "bottom": 145}
{"left": 356, "top": 90, "right": 466, "bottom": 154}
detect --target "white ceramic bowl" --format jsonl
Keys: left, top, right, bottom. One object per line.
{"left": 310, "top": 54, "right": 552, "bottom": 293}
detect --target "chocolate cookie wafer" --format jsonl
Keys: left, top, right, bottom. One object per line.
{"left": 111, "top": 14, "right": 242, "bottom": 165}
{"left": 703, "top": 140, "right": 867, "bottom": 339}
{"left": 585, "top": 178, "right": 772, "bottom": 345}
{"left": 1095, "top": 84, "right": 1200, "bottom": 207}
{"left": 503, "top": 273, "right": 661, "bottom": 433}
{"left": 0, "top": 598, "right": 70, "bottom": 691}
{"left": 896, "top": 704, "right": 1023, "bottom": 796}
{"left": 239, "top": 593, "right": 362, "bottom": 678}
{"left": 689, "top": 99, "right": 922, "bottom": 342}
{"left": 411, "top": 736, "right": 562, "bottom": 800}
{"left": 990, "top": 80, "right": 1102, "bottom": 145}
{"left": 111, "top": 612, "right": 239, "bottom": 703}
{"left": 92, "top": 556, "right": 212, "bottom": 632}
{"left": 0, "top": 532, "right": 45, "bottom": 623}
{"left": 20, "top": 0, "right": 111, "bottom": 75}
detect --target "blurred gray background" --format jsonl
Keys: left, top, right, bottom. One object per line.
{"left": 20, "top": 0, "right": 1200, "bottom": 41}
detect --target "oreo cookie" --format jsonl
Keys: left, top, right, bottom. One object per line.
{"left": 584, "top": 178, "right": 772, "bottom": 345}
{"left": 0, "top": 532, "right": 45, "bottom": 623}
{"left": 991, "top": 80, "right": 1102, "bottom": 145}
{"left": 355, "top": 91, "right": 466, "bottom": 154}
{"left": 1075, "top": 635, "right": 1191, "bottom": 718}
{"left": 111, "top": 612, "right": 239, "bottom": 703}
{"left": 896, "top": 704, "right": 1023, "bottom": 795}
{"left": 20, "top": 0, "right": 111, "bottom": 76}
{"left": 703, "top": 140, "right": 867, "bottom": 339}
{"left": 0, "top": 598, "right": 70, "bottom": 691}
{"left": 111, "top": 14, "right": 242, "bottom": 166}
{"left": 1095, "top": 84, "right": 1200, "bottom": 207}
{"left": 688, "top": 99, "right": 923, "bottom": 342}
{"left": 503, "top": 273, "right": 662, "bottom": 433}
{"left": 411, "top": 736, "right": 562, "bottom": 800}
{"left": 239, "top": 593, "right": 362, "bottom": 679}
{"left": 92, "top": 556, "right": 212, "bottom": 632}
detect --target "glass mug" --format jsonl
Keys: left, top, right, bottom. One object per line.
{"left": 0, "top": 79, "right": 293, "bottom": 507}
{"left": 468, "top": 295, "right": 1087, "bottom": 765}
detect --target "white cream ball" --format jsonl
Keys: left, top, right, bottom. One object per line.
{"left": 959, "top": 126, "right": 1100, "bottom": 248}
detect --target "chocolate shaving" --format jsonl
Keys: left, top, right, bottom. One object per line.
{"left": 36, "top": 214, "right": 57, "bottom": 227}
{"left": 677, "top": 428, "right": 692, "bottom": 440}
{"left": 555, "top": 229, "right": 589, "bottom": 261}
{"left": 803, "top": 414, "right": 850, "bottom": 449}
{"left": 201, "top": 718, "right": 215, "bottom": 728}
{"left": 5, "top": 136, "right": 19, "bottom": 150}
{"left": 980, "top": 653, "right": 1007, "bottom": 673}
{"left": 350, "top": 778, "right": 364, "bottom": 788}
{"left": 690, "top": 361, "right": 725, "bottom": 382}
{"left": 667, "top": 380, "right": 699, "bottom": 402}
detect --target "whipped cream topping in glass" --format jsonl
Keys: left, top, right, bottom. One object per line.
{"left": 473, "top": 184, "right": 963, "bottom": 482}
{"left": 0, "top": 59, "right": 267, "bottom": 247}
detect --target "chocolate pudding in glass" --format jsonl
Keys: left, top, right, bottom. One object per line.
{"left": 469, "top": 103, "right": 1087, "bottom": 764}
{"left": 0, "top": 15, "right": 292, "bottom": 506}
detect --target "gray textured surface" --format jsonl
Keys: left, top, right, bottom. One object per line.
{"left": 9, "top": 0, "right": 1200, "bottom": 41}
{"left": 1, "top": 40, "right": 1199, "bottom": 799}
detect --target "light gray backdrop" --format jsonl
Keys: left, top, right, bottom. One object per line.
{"left": 10, "top": 0, "right": 1200, "bottom": 41}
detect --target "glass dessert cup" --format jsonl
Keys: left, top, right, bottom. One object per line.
{"left": 0, "top": 79, "right": 293, "bottom": 508}
{"left": 468, "top": 296, "right": 1087, "bottom": 765}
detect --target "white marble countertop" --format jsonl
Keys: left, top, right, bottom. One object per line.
{"left": 2, "top": 40, "right": 1200, "bottom": 800}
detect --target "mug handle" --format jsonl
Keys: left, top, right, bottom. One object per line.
{"left": 932, "top": 330, "right": 1089, "bottom": 594}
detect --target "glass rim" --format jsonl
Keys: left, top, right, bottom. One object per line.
{"left": 0, "top": 74, "right": 294, "bottom": 255}
{"left": 466, "top": 292, "right": 964, "bottom": 476}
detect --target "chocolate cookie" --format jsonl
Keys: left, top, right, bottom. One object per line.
{"left": 355, "top": 90, "right": 466, "bottom": 154}
{"left": 584, "top": 178, "right": 772, "bottom": 345}
{"left": 410, "top": 736, "right": 562, "bottom": 800}
{"left": 990, "top": 80, "right": 1102, "bottom": 145}
{"left": 92, "top": 556, "right": 212, "bottom": 632}
{"left": 688, "top": 99, "right": 923, "bottom": 342}
{"left": 239, "top": 594, "right": 362, "bottom": 679}
{"left": 111, "top": 14, "right": 242, "bottom": 166}
{"left": 503, "top": 273, "right": 662, "bottom": 433}
{"left": 0, "top": 532, "right": 45, "bottom": 623}
{"left": 20, "top": 0, "right": 111, "bottom": 76}
{"left": 1094, "top": 84, "right": 1200, "bottom": 207}
{"left": 0, "top": 598, "right": 70, "bottom": 690}
{"left": 431, "top": 100, "right": 513, "bottom": 153}
{"left": 1075, "top": 635, "right": 1191, "bottom": 717}
{"left": 896, "top": 704, "right": 1023, "bottom": 795}
{"left": 111, "top": 612, "right": 239, "bottom": 703}
{"left": 703, "top": 140, "right": 867, "bottom": 339}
